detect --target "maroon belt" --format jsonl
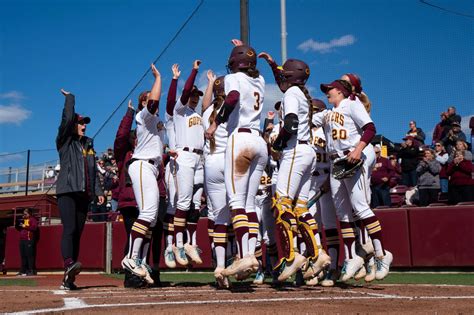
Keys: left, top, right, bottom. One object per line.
{"left": 183, "top": 147, "right": 203, "bottom": 155}
{"left": 238, "top": 128, "right": 261, "bottom": 136}
{"left": 298, "top": 140, "right": 309, "bottom": 145}
{"left": 330, "top": 150, "right": 350, "bottom": 160}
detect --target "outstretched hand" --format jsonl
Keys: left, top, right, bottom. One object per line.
{"left": 172, "top": 63, "right": 181, "bottom": 79}
{"left": 231, "top": 39, "right": 244, "bottom": 46}
{"left": 207, "top": 70, "right": 216, "bottom": 82}
{"left": 193, "top": 60, "right": 201, "bottom": 70}
{"left": 128, "top": 100, "right": 134, "bottom": 110}
{"left": 258, "top": 52, "right": 274, "bottom": 63}
{"left": 60, "top": 89, "right": 71, "bottom": 96}
{"left": 151, "top": 64, "right": 160, "bottom": 78}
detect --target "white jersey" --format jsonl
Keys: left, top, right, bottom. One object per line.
{"left": 202, "top": 105, "right": 228, "bottom": 156}
{"left": 132, "top": 107, "right": 163, "bottom": 162}
{"left": 311, "top": 127, "right": 330, "bottom": 170}
{"left": 173, "top": 99, "right": 204, "bottom": 150}
{"left": 282, "top": 86, "right": 310, "bottom": 144}
{"left": 312, "top": 98, "right": 372, "bottom": 155}
{"left": 224, "top": 72, "right": 265, "bottom": 134}
{"left": 165, "top": 112, "right": 176, "bottom": 151}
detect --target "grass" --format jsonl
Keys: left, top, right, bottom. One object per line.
{"left": 0, "top": 278, "right": 37, "bottom": 286}
{"left": 107, "top": 271, "right": 474, "bottom": 286}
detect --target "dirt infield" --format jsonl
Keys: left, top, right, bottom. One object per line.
{"left": 1, "top": 274, "right": 474, "bottom": 314}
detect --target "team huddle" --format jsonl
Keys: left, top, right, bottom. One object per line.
{"left": 119, "top": 39, "right": 393, "bottom": 289}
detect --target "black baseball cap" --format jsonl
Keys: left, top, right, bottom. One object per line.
{"left": 75, "top": 113, "right": 91, "bottom": 124}
{"left": 191, "top": 85, "right": 204, "bottom": 96}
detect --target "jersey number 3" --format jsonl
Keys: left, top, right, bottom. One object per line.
{"left": 253, "top": 92, "right": 261, "bottom": 110}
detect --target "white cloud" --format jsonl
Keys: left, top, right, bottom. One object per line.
{"left": 0, "top": 91, "right": 26, "bottom": 101}
{"left": 0, "top": 104, "right": 32, "bottom": 125}
{"left": 298, "top": 35, "right": 356, "bottom": 54}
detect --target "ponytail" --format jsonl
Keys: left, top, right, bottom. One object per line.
{"left": 358, "top": 91, "right": 372, "bottom": 114}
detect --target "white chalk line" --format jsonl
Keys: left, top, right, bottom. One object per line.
{"left": 6, "top": 294, "right": 474, "bottom": 315}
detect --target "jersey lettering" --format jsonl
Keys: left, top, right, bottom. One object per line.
{"left": 188, "top": 116, "right": 202, "bottom": 128}
{"left": 316, "top": 152, "right": 328, "bottom": 163}
{"left": 254, "top": 92, "right": 261, "bottom": 110}
{"left": 260, "top": 175, "right": 272, "bottom": 185}
{"left": 327, "top": 112, "right": 345, "bottom": 126}
{"left": 332, "top": 129, "right": 348, "bottom": 140}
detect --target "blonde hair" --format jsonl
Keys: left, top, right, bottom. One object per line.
{"left": 358, "top": 91, "right": 372, "bottom": 114}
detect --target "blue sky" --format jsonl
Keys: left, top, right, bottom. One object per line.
{"left": 0, "top": 0, "right": 473, "bottom": 170}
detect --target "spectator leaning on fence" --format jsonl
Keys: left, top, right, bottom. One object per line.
{"left": 16, "top": 208, "right": 38, "bottom": 276}
{"left": 405, "top": 120, "right": 425, "bottom": 145}
{"left": 434, "top": 142, "right": 449, "bottom": 196}
{"left": 370, "top": 145, "right": 394, "bottom": 208}
{"left": 55, "top": 89, "right": 105, "bottom": 290}
{"left": 416, "top": 149, "right": 441, "bottom": 206}
{"left": 398, "top": 135, "right": 419, "bottom": 187}
{"left": 446, "top": 149, "right": 474, "bottom": 205}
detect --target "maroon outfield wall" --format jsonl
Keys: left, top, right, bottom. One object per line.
{"left": 5, "top": 205, "right": 474, "bottom": 270}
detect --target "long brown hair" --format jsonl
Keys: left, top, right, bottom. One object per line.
{"left": 208, "top": 96, "right": 225, "bottom": 153}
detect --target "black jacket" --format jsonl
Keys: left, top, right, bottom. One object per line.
{"left": 398, "top": 145, "right": 420, "bottom": 172}
{"left": 55, "top": 94, "right": 103, "bottom": 200}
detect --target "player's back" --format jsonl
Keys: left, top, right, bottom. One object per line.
{"left": 225, "top": 72, "right": 265, "bottom": 134}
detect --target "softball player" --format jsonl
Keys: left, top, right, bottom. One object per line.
{"left": 312, "top": 79, "right": 393, "bottom": 282}
{"left": 202, "top": 71, "right": 232, "bottom": 288}
{"left": 163, "top": 64, "right": 181, "bottom": 269}
{"left": 205, "top": 44, "right": 267, "bottom": 277}
{"left": 307, "top": 105, "right": 340, "bottom": 287}
{"left": 122, "top": 64, "right": 162, "bottom": 282}
{"left": 269, "top": 59, "right": 330, "bottom": 282}
{"left": 170, "top": 60, "right": 205, "bottom": 266}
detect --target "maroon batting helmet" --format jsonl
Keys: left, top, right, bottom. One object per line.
{"left": 227, "top": 45, "right": 257, "bottom": 73}
{"left": 311, "top": 99, "right": 326, "bottom": 112}
{"left": 282, "top": 59, "right": 310, "bottom": 85}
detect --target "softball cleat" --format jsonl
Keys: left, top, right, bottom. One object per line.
{"left": 339, "top": 256, "right": 364, "bottom": 282}
{"left": 172, "top": 245, "right": 189, "bottom": 266}
{"left": 121, "top": 257, "right": 146, "bottom": 277}
{"left": 164, "top": 248, "right": 177, "bottom": 269}
{"left": 375, "top": 250, "right": 393, "bottom": 280}
{"left": 354, "top": 265, "right": 367, "bottom": 281}
{"left": 214, "top": 267, "right": 231, "bottom": 289}
{"left": 303, "top": 250, "right": 331, "bottom": 280}
{"left": 365, "top": 260, "right": 376, "bottom": 282}
{"left": 184, "top": 244, "right": 203, "bottom": 265}
{"left": 320, "top": 269, "right": 339, "bottom": 287}
{"left": 253, "top": 270, "right": 265, "bottom": 285}
{"left": 277, "top": 252, "right": 307, "bottom": 282}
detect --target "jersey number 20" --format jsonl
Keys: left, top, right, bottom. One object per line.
{"left": 253, "top": 92, "right": 261, "bottom": 110}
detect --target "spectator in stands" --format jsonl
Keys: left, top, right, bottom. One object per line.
{"left": 16, "top": 208, "right": 38, "bottom": 276}
{"left": 448, "top": 140, "right": 472, "bottom": 163}
{"left": 55, "top": 89, "right": 104, "bottom": 290}
{"left": 432, "top": 112, "right": 448, "bottom": 146}
{"left": 388, "top": 154, "right": 402, "bottom": 188}
{"left": 442, "top": 121, "right": 466, "bottom": 154}
{"left": 434, "top": 142, "right": 449, "bottom": 197}
{"left": 445, "top": 106, "right": 462, "bottom": 127}
{"left": 370, "top": 145, "right": 394, "bottom": 207}
{"left": 446, "top": 149, "right": 474, "bottom": 205}
{"left": 405, "top": 120, "right": 425, "bottom": 145}
{"left": 416, "top": 149, "right": 441, "bottom": 206}
{"left": 45, "top": 166, "right": 55, "bottom": 179}
{"left": 398, "top": 136, "right": 419, "bottom": 187}
{"left": 91, "top": 159, "right": 108, "bottom": 222}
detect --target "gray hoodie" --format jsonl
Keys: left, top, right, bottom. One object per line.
{"left": 416, "top": 159, "right": 441, "bottom": 189}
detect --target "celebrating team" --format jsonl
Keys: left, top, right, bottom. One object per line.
{"left": 113, "top": 39, "right": 393, "bottom": 289}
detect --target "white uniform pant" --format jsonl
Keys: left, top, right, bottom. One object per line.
{"left": 165, "top": 158, "right": 177, "bottom": 215}
{"left": 276, "top": 143, "right": 316, "bottom": 201}
{"left": 204, "top": 153, "right": 230, "bottom": 225}
{"left": 330, "top": 148, "right": 374, "bottom": 222}
{"left": 309, "top": 172, "right": 337, "bottom": 230}
{"left": 224, "top": 131, "right": 268, "bottom": 213}
{"left": 175, "top": 149, "right": 201, "bottom": 211}
{"left": 128, "top": 160, "right": 159, "bottom": 226}
{"left": 193, "top": 159, "right": 204, "bottom": 210}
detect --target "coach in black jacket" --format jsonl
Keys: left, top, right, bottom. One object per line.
{"left": 56, "top": 89, "right": 104, "bottom": 290}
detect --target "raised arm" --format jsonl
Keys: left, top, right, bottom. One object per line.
{"left": 56, "top": 89, "right": 76, "bottom": 150}
{"left": 202, "top": 70, "right": 216, "bottom": 114}
{"left": 258, "top": 52, "right": 284, "bottom": 88}
{"left": 147, "top": 64, "right": 161, "bottom": 115}
{"left": 180, "top": 60, "right": 200, "bottom": 105}
{"left": 114, "top": 101, "right": 135, "bottom": 166}
{"left": 166, "top": 64, "right": 181, "bottom": 116}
